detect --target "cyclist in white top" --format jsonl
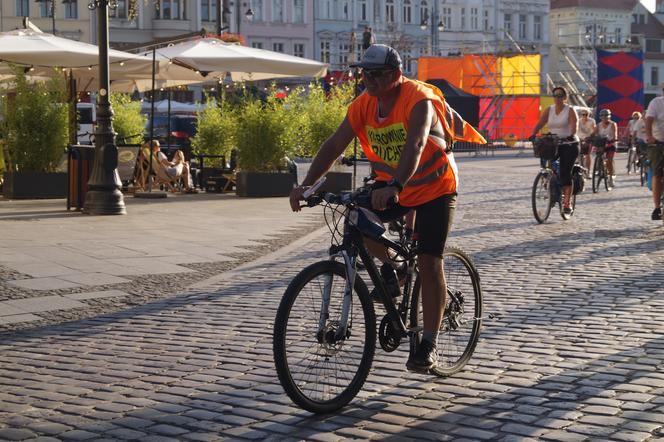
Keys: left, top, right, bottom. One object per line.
{"left": 645, "top": 84, "right": 664, "bottom": 220}
{"left": 631, "top": 112, "right": 647, "bottom": 144}
{"left": 592, "top": 108, "right": 618, "bottom": 187}
{"left": 530, "top": 86, "right": 579, "bottom": 215}
{"left": 578, "top": 109, "right": 596, "bottom": 178}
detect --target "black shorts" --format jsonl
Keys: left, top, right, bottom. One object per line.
{"left": 375, "top": 192, "right": 457, "bottom": 258}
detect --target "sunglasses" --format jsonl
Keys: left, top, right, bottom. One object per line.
{"left": 553, "top": 93, "right": 565, "bottom": 98}
{"left": 361, "top": 69, "right": 395, "bottom": 80}
{"left": 580, "top": 113, "right": 588, "bottom": 116}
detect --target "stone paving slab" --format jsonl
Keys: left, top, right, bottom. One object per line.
{"left": 63, "top": 290, "right": 130, "bottom": 301}
{"left": 6, "top": 277, "right": 84, "bottom": 291}
{"left": 57, "top": 273, "right": 131, "bottom": 286}
{"left": 2, "top": 152, "right": 664, "bottom": 440}
{"left": 1, "top": 295, "right": 87, "bottom": 314}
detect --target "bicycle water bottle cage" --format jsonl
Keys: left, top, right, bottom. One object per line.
{"left": 348, "top": 207, "right": 386, "bottom": 239}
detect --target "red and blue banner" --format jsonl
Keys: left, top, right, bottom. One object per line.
{"left": 596, "top": 49, "right": 644, "bottom": 128}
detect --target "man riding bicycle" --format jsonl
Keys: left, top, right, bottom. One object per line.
{"left": 645, "top": 82, "right": 664, "bottom": 220}
{"left": 289, "top": 44, "right": 485, "bottom": 372}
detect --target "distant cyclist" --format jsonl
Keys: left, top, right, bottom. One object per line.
{"left": 530, "top": 86, "right": 579, "bottom": 215}
{"left": 592, "top": 108, "right": 618, "bottom": 188}
{"left": 645, "top": 83, "right": 664, "bottom": 220}
{"left": 578, "top": 109, "right": 595, "bottom": 178}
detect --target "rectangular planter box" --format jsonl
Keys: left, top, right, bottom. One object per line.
{"left": 236, "top": 171, "right": 296, "bottom": 197}
{"left": 320, "top": 171, "right": 353, "bottom": 193}
{"left": 3, "top": 171, "right": 67, "bottom": 199}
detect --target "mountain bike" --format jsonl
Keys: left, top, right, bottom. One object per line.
{"left": 273, "top": 178, "right": 483, "bottom": 414}
{"left": 531, "top": 134, "right": 584, "bottom": 223}
{"left": 591, "top": 136, "right": 614, "bottom": 193}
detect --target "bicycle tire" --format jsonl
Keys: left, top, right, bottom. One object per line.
{"left": 273, "top": 260, "right": 376, "bottom": 414}
{"left": 424, "top": 246, "right": 483, "bottom": 377}
{"left": 532, "top": 171, "right": 552, "bottom": 224}
{"left": 592, "top": 155, "right": 603, "bottom": 193}
{"left": 627, "top": 149, "right": 636, "bottom": 174}
{"left": 640, "top": 162, "right": 647, "bottom": 187}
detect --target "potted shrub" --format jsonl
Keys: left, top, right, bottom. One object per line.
{"left": 2, "top": 70, "right": 69, "bottom": 199}
{"left": 234, "top": 88, "right": 298, "bottom": 197}
{"left": 191, "top": 95, "right": 237, "bottom": 190}
{"left": 110, "top": 93, "right": 146, "bottom": 145}
{"left": 301, "top": 82, "right": 356, "bottom": 193}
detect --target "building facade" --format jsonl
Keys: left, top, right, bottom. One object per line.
{"left": 633, "top": 0, "right": 664, "bottom": 103}
{"left": 312, "top": 0, "right": 550, "bottom": 80}
{"left": 549, "top": 0, "right": 638, "bottom": 95}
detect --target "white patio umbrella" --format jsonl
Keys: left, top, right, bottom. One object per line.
{"left": 0, "top": 29, "right": 144, "bottom": 67}
{"left": 148, "top": 38, "right": 328, "bottom": 81}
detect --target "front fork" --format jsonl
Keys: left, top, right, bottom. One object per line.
{"left": 317, "top": 249, "right": 357, "bottom": 343}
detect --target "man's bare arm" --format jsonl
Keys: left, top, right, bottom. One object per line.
{"left": 300, "top": 117, "right": 356, "bottom": 187}
{"left": 393, "top": 100, "right": 435, "bottom": 186}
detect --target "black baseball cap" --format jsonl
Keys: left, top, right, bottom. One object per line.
{"left": 350, "top": 44, "right": 402, "bottom": 70}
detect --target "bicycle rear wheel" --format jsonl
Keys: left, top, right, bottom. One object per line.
{"left": 410, "top": 247, "right": 483, "bottom": 378}
{"left": 273, "top": 260, "right": 375, "bottom": 414}
{"left": 640, "top": 161, "right": 647, "bottom": 186}
{"left": 532, "top": 171, "right": 552, "bottom": 223}
{"left": 436, "top": 247, "right": 483, "bottom": 376}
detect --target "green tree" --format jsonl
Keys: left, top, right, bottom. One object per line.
{"left": 3, "top": 70, "right": 68, "bottom": 172}
{"left": 110, "top": 92, "right": 146, "bottom": 144}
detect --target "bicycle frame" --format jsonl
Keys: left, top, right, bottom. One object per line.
{"left": 328, "top": 220, "right": 413, "bottom": 341}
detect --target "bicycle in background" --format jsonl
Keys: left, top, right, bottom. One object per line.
{"left": 273, "top": 178, "right": 483, "bottom": 413}
{"left": 590, "top": 136, "right": 614, "bottom": 193}
{"left": 531, "top": 134, "right": 585, "bottom": 224}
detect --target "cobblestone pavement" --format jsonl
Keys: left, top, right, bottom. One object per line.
{"left": 2, "top": 151, "right": 664, "bottom": 441}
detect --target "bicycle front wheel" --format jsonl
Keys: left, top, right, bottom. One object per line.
{"left": 592, "top": 155, "right": 603, "bottom": 193}
{"left": 273, "top": 260, "right": 376, "bottom": 414}
{"left": 532, "top": 171, "right": 553, "bottom": 223}
{"left": 627, "top": 149, "right": 636, "bottom": 174}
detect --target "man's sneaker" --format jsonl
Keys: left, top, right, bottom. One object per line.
{"left": 563, "top": 206, "right": 573, "bottom": 216}
{"left": 652, "top": 207, "right": 662, "bottom": 221}
{"left": 406, "top": 339, "right": 437, "bottom": 372}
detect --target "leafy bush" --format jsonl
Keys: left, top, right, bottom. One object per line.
{"left": 299, "top": 82, "right": 356, "bottom": 158}
{"left": 235, "top": 89, "right": 296, "bottom": 172}
{"left": 2, "top": 70, "right": 68, "bottom": 172}
{"left": 191, "top": 95, "right": 236, "bottom": 159}
{"left": 110, "top": 93, "right": 146, "bottom": 144}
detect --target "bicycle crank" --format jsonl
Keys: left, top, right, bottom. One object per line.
{"left": 378, "top": 314, "right": 402, "bottom": 352}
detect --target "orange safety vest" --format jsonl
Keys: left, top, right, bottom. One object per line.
{"left": 347, "top": 78, "right": 486, "bottom": 207}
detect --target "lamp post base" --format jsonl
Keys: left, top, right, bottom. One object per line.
{"left": 82, "top": 188, "right": 126, "bottom": 215}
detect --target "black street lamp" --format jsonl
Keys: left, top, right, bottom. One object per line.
{"left": 233, "top": 1, "right": 254, "bottom": 35}
{"left": 216, "top": 1, "right": 232, "bottom": 35}
{"left": 420, "top": 8, "right": 444, "bottom": 56}
{"left": 35, "top": 0, "right": 56, "bottom": 34}
{"left": 83, "top": 0, "right": 126, "bottom": 215}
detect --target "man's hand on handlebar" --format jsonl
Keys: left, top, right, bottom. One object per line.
{"left": 371, "top": 186, "right": 399, "bottom": 211}
{"left": 289, "top": 186, "right": 308, "bottom": 212}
